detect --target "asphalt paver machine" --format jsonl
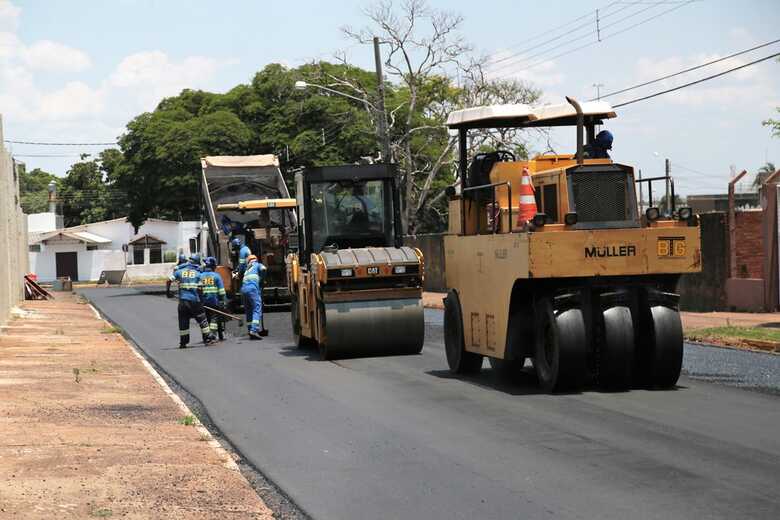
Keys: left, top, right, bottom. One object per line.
{"left": 442, "top": 98, "right": 702, "bottom": 392}
{"left": 288, "top": 164, "right": 425, "bottom": 359}
{"left": 201, "top": 155, "right": 296, "bottom": 308}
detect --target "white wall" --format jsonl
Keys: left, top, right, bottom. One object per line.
{"left": 27, "top": 212, "right": 58, "bottom": 233}
{"left": 126, "top": 262, "right": 176, "bottom": 280}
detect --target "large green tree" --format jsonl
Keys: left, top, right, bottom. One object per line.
{"left": 18, "top": 165, "right": 57, "bottom": 214}
{"left": 58, "top": 150, "right": 128, "bottom": 227}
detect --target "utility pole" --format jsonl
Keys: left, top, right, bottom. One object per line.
{"left": 665, "top": 158, "right": 671, "bottom": 216}
{"left": 592, "top": 83, "right": 604, "bottom": 100}
{"left": 373, "top": 36, "right": 391, "bottom": 163}
{"left": 638, "top": 169, "right": 643, "bottom": 214}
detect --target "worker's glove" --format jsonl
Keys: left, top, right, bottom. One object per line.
{"left": 166, "top": 291, "right": 173, "bottom": 299}
{"left": 232, "top": 272, "right": 238, "bottom": 279}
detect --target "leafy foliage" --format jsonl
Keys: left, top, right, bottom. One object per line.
{"left": 18, "top": 165, "right": 57, "bottom": 214}
{"left": 58, "top": 150, "right": 128, "bottom": 227}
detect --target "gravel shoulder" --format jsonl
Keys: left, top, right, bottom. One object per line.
{"left": 0, "top": 293, "right": 272, "bottom": 519}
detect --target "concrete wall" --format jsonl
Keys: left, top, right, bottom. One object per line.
{"left": 404, "top": 234, "right": 446, "bottom": 292}
{"left": 677, "top": 212, "right": 729, "bottom": 311}
{"left": 733, "top": 209, "right": 764, "bottom": 279}
{"left": 0, "top": 115, "right": 29, "bottom": 327}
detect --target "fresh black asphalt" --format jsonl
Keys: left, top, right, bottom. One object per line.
{"left": 82, "top": 287, "right": 780, "bottom": 520}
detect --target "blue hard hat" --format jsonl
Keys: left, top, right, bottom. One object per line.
{"left": 596, "top": 130, "right": 613, "bottom": 149}
{"left": 189, "top": 253, "right": 201, "bottom": 265}
{"left": 177, "top": 253, "right": 187, "bottom": 264}
{"left": 204, "top": 256, "right": 217, "bottom": 269}
{"left": 231, "top": 237, "right": 241, "bottom": 247}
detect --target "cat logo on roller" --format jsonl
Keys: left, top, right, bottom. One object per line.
{"left": 442, "top": 96, "right": 702, "bottom": 393}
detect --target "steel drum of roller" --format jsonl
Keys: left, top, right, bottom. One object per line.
{"left": 320, "top": 298, "right": 424, "bottom": 359}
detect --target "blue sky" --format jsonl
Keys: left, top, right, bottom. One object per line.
{"left": 2, "top": 0, "right": 779, "bottom": 195}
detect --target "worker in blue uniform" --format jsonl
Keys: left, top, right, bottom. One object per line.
{"left": 200, "top": 256, "right": 227, "bottom": 341}
{"left": 241, "top": 254, "right": 267, "bottom": 340}
{"left": 165, "top": 253, "right": 189, "bottom": 295}
{"left": 167, "top": 255, "right": 214, "bottom": 348}
{"left": 583, "top": 130, "right": 613, "bottom": 159}
{"left": 232, "top": 238, "right": 252, "bottom": 277}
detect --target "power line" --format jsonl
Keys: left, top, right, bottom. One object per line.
{"left": 487, "top": 1, "right": 686, "bottom": 76}
{"left": 491, "top": 0, "right": 694, "bottom": 78}
{"left": 596, "top": 38, "right": 780, "bottom": 100}
{"left": 614, "top": 51, "right": 780, "bottom": 107}
{"left": 4, "top": 139, "right": 118, "bottom": 146}
{"left": 13, "top": 154, "right": 87, "bottom": 158}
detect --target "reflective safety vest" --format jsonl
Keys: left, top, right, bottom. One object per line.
{"left": 241, "top": 262, "right": 266, "bottom": 294}
{"left": 169, "top": 263, "right": 202, "bottom": 302}
{"left": 200, "top": 269, "right": 226, "bottom": 305}
{"left": 238, "top": 245, "right": 251, "bottom": 274}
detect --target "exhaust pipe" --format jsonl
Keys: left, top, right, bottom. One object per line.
{"left": 566, "top": 96, "right": 584, "bottom": 165}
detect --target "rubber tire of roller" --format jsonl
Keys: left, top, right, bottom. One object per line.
{"left": 599, "top": 306, "right": 635, "bottom": 390}
{"left": 444, "top": 290, "right": 483, "bottom": 374}
{"left": 533, "top": 299, "right": 587, "bottom": 393}
{"left": 646, "top": 306, "right": 683, "bottom": 389}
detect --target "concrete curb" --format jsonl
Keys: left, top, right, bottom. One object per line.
{"left": 88, "top": 303, "right": 241, "bottom": 472}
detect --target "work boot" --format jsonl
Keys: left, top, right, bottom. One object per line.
{"left": 259, "top": 329, "right": 269, "bottom": 337}
{"left": 204, "top": 334, "right": 217, "bottom": 345}
{"left": 179, "top": 343, "right": 187, "bottom": 349}
{"left": 248, "top": 330, "right": 263, "bottom": 340}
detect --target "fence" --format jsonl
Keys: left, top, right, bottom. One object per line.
{"left": 0, "top": 115, "right": 29, "bottom": 327}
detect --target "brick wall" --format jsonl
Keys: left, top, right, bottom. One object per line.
{"left": 734, "top": 209, "right": 763, "bottom": 279}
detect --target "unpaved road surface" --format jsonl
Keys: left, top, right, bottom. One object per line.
{"left": 83, "top": 287, "right": 780, "bottom": 520}
{"left": 0, "top": 294, "right": 272, "bottom": 519}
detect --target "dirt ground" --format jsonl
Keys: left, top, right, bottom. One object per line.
{"left": 422, "top": 292, "right": 780, "bottom": 332}
{"left": 0, "top": 293, "right": 273, "bottom": 519}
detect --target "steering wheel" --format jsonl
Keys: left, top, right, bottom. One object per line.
{"left": 494, "top": 150, "right": 516, "bottom": 162}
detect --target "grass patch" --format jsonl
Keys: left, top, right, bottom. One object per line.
{"left": 687, "top": 326, "right": 780, "bottom": 343}
{"left": 91, "top": 507, "right": 113, "bottom": 517}
{"left": 179, "top": 414, "right": 197, "bottom": 426}
{"left": 101, "top": 325, "right": 122, "bottom": 334}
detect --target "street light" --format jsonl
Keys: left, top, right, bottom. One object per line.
{"left": 294, "top": 80, "right": 377, "bottom": 108}
{"left": 294, "top": 37, "right": 391, "bottom": 163}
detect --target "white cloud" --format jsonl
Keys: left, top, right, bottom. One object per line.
{"left": 0, "top": 0, "right": 21, "bottom": 31}
{"left": 37, "top": 81, "right": 103, "bottom": 120}
{"left": 107, "top": 50, "right": 221, "bottom": 112}
{"left": 23, "top": 40, "right": 91, "bottom": 71}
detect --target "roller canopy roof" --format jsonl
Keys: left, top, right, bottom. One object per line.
{"left": 445, "top": 101, "right": 616, "bottom": 129}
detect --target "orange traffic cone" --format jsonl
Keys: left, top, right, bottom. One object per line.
{"left": 516, "top": 167, "right": 537, "bottom": 226}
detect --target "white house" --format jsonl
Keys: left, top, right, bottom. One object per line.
{"left": 28, "top": 214, "right": 204, "bottom": 282}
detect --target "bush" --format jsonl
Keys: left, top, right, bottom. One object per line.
{"left": 163, "top": 250, "right": 177, "bottom": 262}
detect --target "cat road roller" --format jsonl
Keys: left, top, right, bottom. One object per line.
{"left": 288, "top": 164, "right": 425, "bottom": 359}
{"left": 443, "top": 98, "right": 701, "bottom": 392}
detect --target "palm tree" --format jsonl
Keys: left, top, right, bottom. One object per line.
{"left": 753, "top": 162, "right": 777, "bottom": 190}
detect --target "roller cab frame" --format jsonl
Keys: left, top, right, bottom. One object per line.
{"left": 288, "top": 164, "right": 425, "bottom": 359}
{"left": 443, "top": 99, "right": 702, "bottom": 392}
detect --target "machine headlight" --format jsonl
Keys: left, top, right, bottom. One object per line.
{"left": 340, "top": 268, "right": 354, "bottom": 277}
{"left": 532, "top": 213, "right": 546, "bottom": 228}
{"left": 393, "top": 265, "right": 407, "bottom": 274}
{"left": 564, "top": 212, "right": 578, "bottom": 226}
{"left": 677, "top": 207, "right": 693, "bottom": 221}
{"left": 645, "top": 207, "right": 660, "bottom": 222}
